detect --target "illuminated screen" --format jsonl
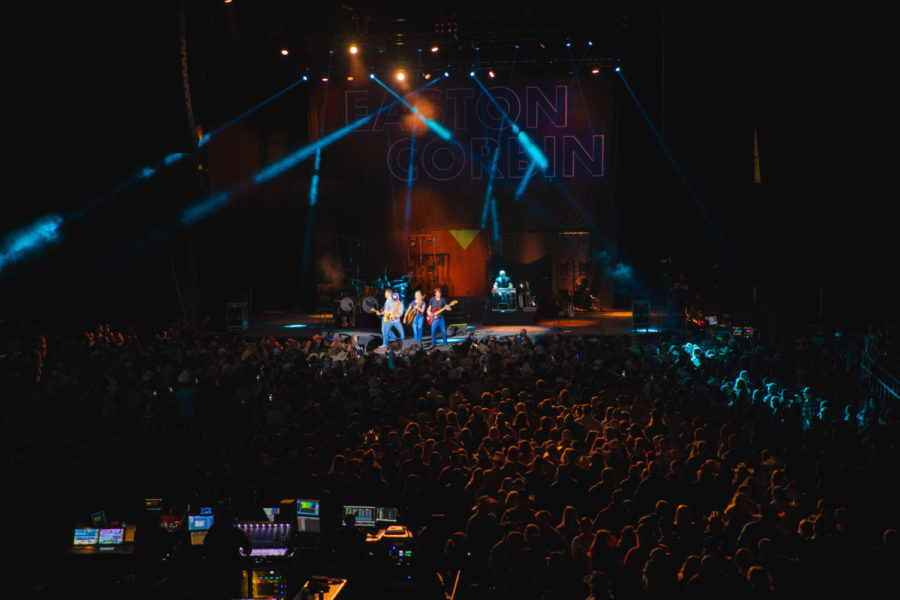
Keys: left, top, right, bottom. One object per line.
{"left": 188, "top": 515, "right": 214, "bottom": 531}
{"left": 99, "top": 528, "right": 125, "bottom": 545}
{"left": 343, "top": 505, "right": 376, "bottom": 527}
{"left": 263, "top": 507, "right": 280, "bottom": 522}
{"left": 200, "top": 506, "right": 212, "bottom": 515}
{"left": 73, "top": 528, "right": 99, "bottom": 545}
{"left": 297, "top": 499, "right": 320, "bottom": 517}
{"left": 144, "top": 498, "right": 163, "bottom": 512}
{"left": 160, "top": 516, "right": 180, "bottom": 532}
{"left": 376, "top": 507, "right": 398, "bottom": 522}
{"left": 296, "top": 516, "right": 321, "bottom": 533}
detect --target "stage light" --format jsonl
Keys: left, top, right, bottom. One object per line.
{"left": 431, "top": 46, "right": 439, "bottom": 53}
{"left": 566, "top": 42, "right": 572, "bottom": 47}
{"left": 444, "top": 71, "right": 449, "bottom": 77}
{"left": 224, "top": 0, "right": 232, "bottom": 4}
{"left": 281, "top": 49, "right": 289, "bottom": 56}
{"left": 488, "top": 70, "right": 495, "bottom": 78}
{"left": 615, "top": 66, "right": 621, "bottom": 72}
{"left": 369, "top": 73, "right": 375, "bottom": 79}
{"left": 588, "top": 41, "right": 593, "bottom": 46}
{"left": 469, "top": 71, "right": 475, "bottom": 77}
{"left": 349, "top": 44, "right": 358, "bottom": 55}
{"left": 395, "top": 71, "right": 405, "bottom": 81}
{"left": 302, "top": 75, "right": 308, "bottom": 81}
{"left": 591, "top": 68, "right": 599, "bottom": 74}
{"left": 514, "top": 44, "right": 520, "bottom": 49}
{"left": 321, "top": 77, "right": 329, "bottom": 82}
{"left": 423, "top": 73, "right": 431, "bottom": 79}
{"left": 347, "top": 76, "right": 354, "bottom": 81}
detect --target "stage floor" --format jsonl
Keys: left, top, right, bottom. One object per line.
{"left": 240, "top": 309, "right": 670, "bottom": 349}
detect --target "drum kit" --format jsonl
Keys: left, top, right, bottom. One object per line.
{"left": 336, "top": 271, "right": 412, "bottom": 325}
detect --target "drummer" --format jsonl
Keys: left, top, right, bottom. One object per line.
{"left": 492, "top": 269, "right": 513, "bottom": 291}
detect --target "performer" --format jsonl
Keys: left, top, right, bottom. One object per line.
{"left": 374, "top": 288, "right": 404, "bottom": 347}
{"left": 492, "top": 269, "right": 513, "bottom": 290}
{"left": 427, "top": 287, "right": 453, "bottom": 348}
{"left": 404, "top": 290, "right": 427, "bottom": 346}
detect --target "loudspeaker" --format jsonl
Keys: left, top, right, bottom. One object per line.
{"left": 226, "top": 302, "right": 248, "bottom": 331}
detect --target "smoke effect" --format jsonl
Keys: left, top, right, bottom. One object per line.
{"left": 597, "top": 250, "right": 635, "bottom": 285}
{"left": 317, "top": 253, "right": 344, "bottom": 288}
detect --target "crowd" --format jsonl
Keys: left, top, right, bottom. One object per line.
{"left": 1, "top": 318, "right": 898, "bottom": 599}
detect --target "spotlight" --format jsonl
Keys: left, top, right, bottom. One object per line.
{"left": 423, "top": 73, "right": 431, "bottom": 80}
{"left": 224, "top": 0, "right": 232, "bottom": 3}
{"left": 369, "top": 73, "right": 375, "bottom": 79}
{"left": 431, "top": 46, "right": 439, "bottom": 53}
{"left": 444, "top": 71, "right": 449, "bottom": 77}
{"left": 302, "top": 75, "right": 308, "bottom": 81}
{"left": 469, "top": 71, "right": 475, "bottom": 77}
{"left": 395, "top": 71, "right": 405, "bottom": 81}
{"left": 321, "top": 77, "right": 329, "bottom": 82}
{"left": 615, "top": 66, "right": 621, "bottom": 72}
{"left": 588, "top": 41, "right": 593, "bottom": 46}
{"left": 566, "top": 42, "right": 572, "bottom": 47}
{"left": 488, "top": 70, "right": 495, "bottom": 78}
{"left": 329, "top": 50, "right": 334, "bottom": 54}
{"left": 349, "top": 44, "right": 358, "bottom": 55}
{"left": 514, "top": 44, "right": 520, "bottom": 49}
{"left": 591, "top": 68, "right": 599, "bottom": 74}
{"left": 280, "top": 49, "right": 289, "bottom": 56}
{"left": 347, "top": 76, "right": 354, "bottom": 81}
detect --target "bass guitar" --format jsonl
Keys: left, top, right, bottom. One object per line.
{"left": 426, "top": 300, "right": 458, "bottom": 325}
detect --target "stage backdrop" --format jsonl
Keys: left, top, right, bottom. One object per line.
{"left": 308, "top": 69, "right": 617, "bottom": 299}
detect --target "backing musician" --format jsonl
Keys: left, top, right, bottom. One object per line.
{"left": 492, "top": 269, "right": 513, "bottom": 291}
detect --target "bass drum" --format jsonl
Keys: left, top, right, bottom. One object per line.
{"left": 362, "top": 296, "right": 379, "bottom": 314}
{"left": 340, "top": 297, "right": 355, "bottom": 313}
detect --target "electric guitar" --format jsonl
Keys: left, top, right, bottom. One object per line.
{"left": 375, "top": 303, "right": 402, "bottom": 323}
{"left": 426, "top": 300, "right": 458, "bottom": 325}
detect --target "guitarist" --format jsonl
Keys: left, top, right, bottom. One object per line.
{"left": 427, "top": 287, "right": 453, "bottom": 348}
{"left": 375, "top": 288, "right": 405, "bottom": 347}
{"left": 404, "top": 290, "right": 427, "bottom": 347}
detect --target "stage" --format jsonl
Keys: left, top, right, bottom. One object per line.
{"left": 237, "top": 308, "right": 671, "bottom": 350}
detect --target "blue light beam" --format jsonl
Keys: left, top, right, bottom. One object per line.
{"left": 470, "top": 74, "right": 548, "bottom": 169}
{"left": 514, "top": 161, "right": 538, "bottom": 201}
{"left": 0, "top": 214, "right": 64, "bottom": 274}
{"left": 616, "top": 69, "right": 751, "bottom": 291}
{"left": 253, "top": 76, "right": 443, "bottom": 186}
{"left": 370, "top": 76, "right": 453, "bottom": 141}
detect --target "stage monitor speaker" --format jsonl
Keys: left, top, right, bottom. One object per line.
{"left": 388, "top": 339, "right": 403, "bottom": 352}
{"left": 366, "top": 337, "right": 383, "bottom": 352}
{"left": 632, "top": 300, "right": 650, "bottom": 329}
{"left": 226, "top": 302, "right": 248, "bottom": 331}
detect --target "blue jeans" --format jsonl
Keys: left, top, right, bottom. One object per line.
{"left": 382, "top": 319, "right": 405, "bottom": 344}
{"left": 412, "top": 316, "right": 424, "bottom": 344}
{"left": 430, "top": 316, "right": 447, "bottom": 346}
